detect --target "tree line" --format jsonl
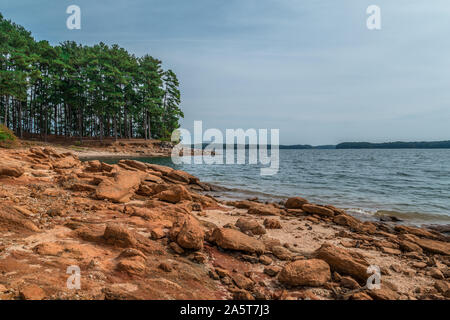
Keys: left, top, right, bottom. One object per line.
{"left": 0, "top": 12, "right": 183, "bottom": 143}
{"left": 336, "top": 141, "right": 450, "bottom": 149}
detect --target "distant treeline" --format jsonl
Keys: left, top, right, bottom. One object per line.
{"left": 186, "top": 141, "right": 450, "bottom": 150}
{"left": 186, "top": 143, "right": 336, "bottom": 150}
{"left": 0, "top": 12, "right": 183, "bottom": 143}
{"left": 336, "top": 141, "right": 450, "bottom": 149}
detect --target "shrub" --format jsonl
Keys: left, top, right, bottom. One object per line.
{"left": 0, "top": 124, "right": 18, "bottom": 148}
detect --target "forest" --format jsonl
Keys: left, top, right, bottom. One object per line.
{"left": 0, "top": 12, "right": 183, "bottom": 143}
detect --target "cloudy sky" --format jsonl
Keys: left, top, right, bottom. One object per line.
{"left": 2, "top": 0, "right": 450, "bottom": 144}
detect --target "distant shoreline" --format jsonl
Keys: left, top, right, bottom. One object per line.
{"left": 188, "top": 140, "right": 450, "bottom": 150}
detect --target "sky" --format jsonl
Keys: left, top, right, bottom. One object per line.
{"left": 1, "top": 0, "right": 450, "bottom": 145}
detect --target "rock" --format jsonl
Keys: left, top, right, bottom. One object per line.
{"left": 212, "top": 228, "right": 265, "bottom": 254}
{"left": 176, "top": 216, "right": 204, "bottom": 250}
{"left": 169, "top": 242, "right": 185, "bottom": 254}
{"left": 231, "top": 273, "right": 254, "bottom": 290}
{"left": 232, "top": 289, "right": 255, "bottom": 300}
{"left": 264, "top": 266, "right": 282, "bottom": 277}
{"left": 286, "top": 208, "right": 305, "bottom": 216}
{"left": 285, "top": 197, "right": 308, "bottom": 209}
{"left": 150, "top": 227, "right": 166, "bottom": 240}
{"left": 103, "top": 223, "right": 137, "bottom": 248}
{"left": 167, "top": 170, "right": 198, "bottom": 184}
{"left": 190, "top": 252, "right": 207, "bottom": 264}
{"left": 117, "top": 257, "right": 146, "bottom": 276}
{"left": 19, "top": 285, "right": 46, "bottom": 300}
{"left": 13, "top": 206, "right": 34, "bottom": 217}
{"left": 278, "top": 259, "right": 331, "bottom": 287}
{"left": 395, "top": 225, "right": 439, "bottom": 240}
{"left": 412, "top": 262, "right": 427, "bottom": 269}
{"left": 33, "top": 242, "right": 63, "bottom": 256}
{"left": 247, "top": 203, "right": 282, "bottom": 216}
{"left": 71, "top": 183, "right": 97, "bottom": 192}
{"left": 341, "top": 276, "right": 360, "bottom": 289}
{"left": 381, "top": 247, "right": 402, "bottom": 255}
{"left": 96, "top": 171, "right": 145, "bottom": 203}
{"left": 0, "top": 207, "right": 40, "bottom": 232}
{"left": 0, "top": 164, "right": 24, "bottom": 177}
{"left": 52, "top": 155, "right": 80, "bottom": 169}
{"left": 119, "top": 248, "right": 146, "bottom": 259}
{"left": 261, "top": 237, "right": 282, "bottom": 251}
{"left": 215, "top": 267, "right": 231, "bottom": 278}
{"left": 399, "top": 240, "right": 423, "bottom": 253}
{"left": 271, "top": 246, "right": 293, "bottom": 261}
{"left": 119, "top": 160, "right": 148, "bottom": 172}
{"left": 263, "top": 218, "right": 282, "bottom": 229}
{"left": 429, "top": 268, "right": 444, "bottom": 280}
{"left": 333, "top": 214, "right": 360, "bottom": 229}
{"left": 143, "top": 174, "right": 164, "bottom": 184}
{"left": 351, "top": 292, "right": 373, "bottom": 300}
{"left": 367, "top": 286, "right": 399, "bottom": 300}
{"left": 302, "top": 204, "right": 334, "bottom": 217}
{"left": 259, "top": 255, "right": 273, "bottom": 265}
{"left": 156, "top": 185, "right": 192, "bottom": 204}
{"left": 146, "top": 164, "right": 173, "bottom": 175}
{"left": 85, "top": 160, "right": 102, "bottom": 172}
{"left": 46, "top": 207, "right": 65, "bottom": 217}
{"left": 434, "top": 280, "right": 450, "bottom": 295}
{"left": 158, "top": 262, "right": 172, "bottom": 272}
{"left": 315, "top": 243, "right": 369, "bottom": 282}
{"left": 412, "top": 237, "right": 450, "bottom": 256}
{"left": 229, "top": 200, "right": 256, "bottom": 209}
{"left": 235, "top": 218, "right": 266, "bottom": 235}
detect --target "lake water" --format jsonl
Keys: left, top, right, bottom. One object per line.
{"left": 96, "top": 149, "right": 450, "bottom": 225}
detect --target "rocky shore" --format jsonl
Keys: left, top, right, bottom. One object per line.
{"left": 0, "top": 147, "right": 449, "bottom": 300}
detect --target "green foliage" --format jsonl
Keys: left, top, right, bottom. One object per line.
{"left": 0, "top": 123, "right": 17, "bottom": 148}
{"left": 0, "top": 12, "right": 183, "bottom": 142}
{"left": 0, "top": 124, "right": 16, "bottom": 141}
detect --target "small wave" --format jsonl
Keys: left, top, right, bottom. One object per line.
{"left": 374, "top": 210, "right": 450, "bottom": 224}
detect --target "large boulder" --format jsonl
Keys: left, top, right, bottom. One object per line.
{"left": 212, "top": 228, "right": 265, "bottom": 254}
{"left": 103, "top": 223, "right": 137, "bottom": 248}
{"left": 52, "top": 155, "right": 80, "bottom": 169}
{"left": 176, "top": 217, "right": 204, "bottom": 250}
{"left": 271, "top": 245, "right": 293, "bottom": 261}
{"left": 285, "top": 197, "right": 308, "bottom": 209}
{"left": 333, "top": 214, "right": 360, "bottom": 229}
{"left": 0, "top": 164, "right": 24, "bottom": 177}
{"left": 235, "top": 218, "right": 266, "bottom": 235}
{"left": 315, "top": 243, "right": 369, "bottom": 282}
{"left": 96, "top": 171, "right": 145, "bottom": 203}
{"left": 302, "top": 204, "right": 335, "bottom": 217}
{"left": 156, "top": 185, "right": 192, "bottom": 204}
{"left": 278, "top": 259, "right": 331, "bottom": 287}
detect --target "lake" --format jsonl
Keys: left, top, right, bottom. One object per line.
{"left": 94, "top": 149, "right": 450, "bottom": 225}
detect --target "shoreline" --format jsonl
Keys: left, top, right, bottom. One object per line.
{"left": 0, "top": 146, "right": 448, "bottom": 300}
